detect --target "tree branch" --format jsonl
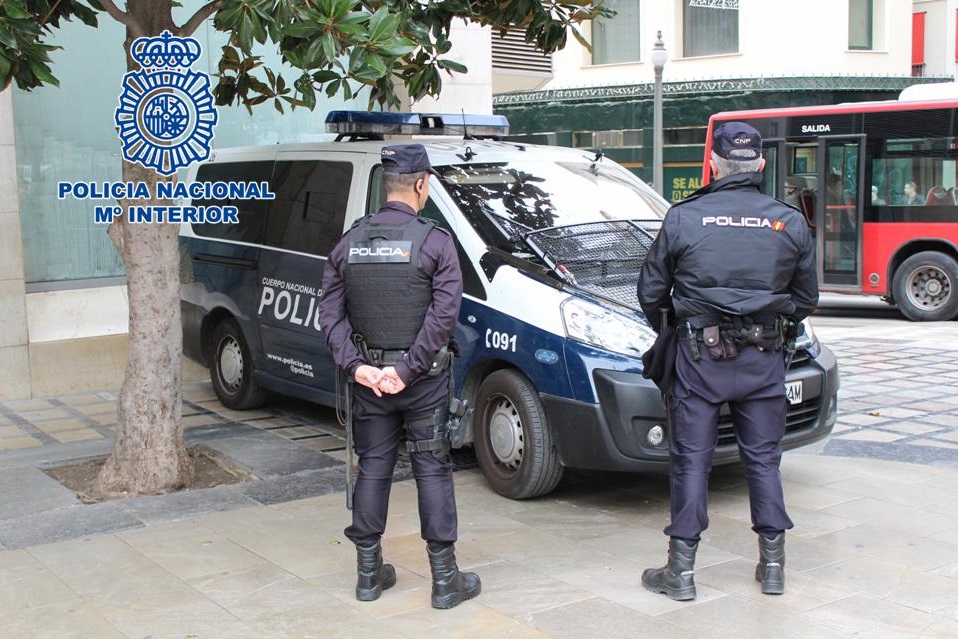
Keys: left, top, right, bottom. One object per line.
{"left": 178, "top": 1, "right": 222, "bottom": 37}
{"left": 99, "top": 0, "right": 145, "bottom": 38}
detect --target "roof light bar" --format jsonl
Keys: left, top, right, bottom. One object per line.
{"left": 325, "top": 111, "right": 509, "bottom": 137}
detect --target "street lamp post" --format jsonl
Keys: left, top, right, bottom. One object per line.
{"left": 651, "top": 31, "right": 669, "bottom": 197}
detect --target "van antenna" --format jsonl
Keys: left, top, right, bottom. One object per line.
{"left": 461, "top": 108, "right": 474, "bottom": 141}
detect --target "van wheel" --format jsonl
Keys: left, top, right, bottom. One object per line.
{"left": 892, "top": 251, "right": 958, "bottom": 321}
{"left": 474, "top": 369, "right": 563, "bottom": 499}
{"left": 209, "top": 318, "right": 268, "bottom": 409}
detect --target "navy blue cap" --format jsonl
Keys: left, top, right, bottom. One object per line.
{"left": 712, "top": 121, "right": 762, "bottom": 161}
{"left": 381, "top": 143, "right": 436, "bottom": 175}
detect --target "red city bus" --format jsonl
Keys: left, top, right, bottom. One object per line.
{"left": 704, "top": 99, "right": 958, "bottom": 321}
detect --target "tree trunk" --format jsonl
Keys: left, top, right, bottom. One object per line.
{"left": 93, "top": 2, "right": 191, "bottom": 497}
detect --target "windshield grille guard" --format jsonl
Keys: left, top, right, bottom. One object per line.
{"left": 520, "top": 219, "right": 661, "bottom": 312}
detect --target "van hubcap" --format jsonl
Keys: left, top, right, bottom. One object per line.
{"left": 488, "top": 396, "right": 523, "bottom": 470}
{"left": 219, "top": 338, "right": 244, "bottom": 391}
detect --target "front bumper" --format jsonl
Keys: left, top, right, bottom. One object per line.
{"left": 544, "top": 345, "right": 839, "bottom": 473}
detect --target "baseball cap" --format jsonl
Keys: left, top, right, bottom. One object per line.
{"left": 712, "top": 121, "right": 762, "bottom": 161}
{"left": 380, "top": 143, "right": 437, "bottom": 175}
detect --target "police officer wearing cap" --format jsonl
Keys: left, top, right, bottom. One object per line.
{"left": 320, "top": 143, "right": 480, "bottom": 609}
{"left": 637, "top": 122, "right": 818, "bottom": 601}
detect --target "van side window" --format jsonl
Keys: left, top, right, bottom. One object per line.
{"left": 265, "top": 160, "right": 353, "bottom": 257}
{"left": 366, "top": 165, "right": 386, "bottom": 215}
{"left": 192, "top": 161, "right": 272, "bottom": 243}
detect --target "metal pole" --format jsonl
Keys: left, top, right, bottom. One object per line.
{"left": 652, "top": 31, "right": 666, "bottom": 197}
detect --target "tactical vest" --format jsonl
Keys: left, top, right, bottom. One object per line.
{"left": 343, "top": 216, "right": 435, "bottom": 350}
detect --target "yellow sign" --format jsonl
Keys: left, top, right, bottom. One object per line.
{"left": 670, "top": 175, "right": 702, "bottom": 202}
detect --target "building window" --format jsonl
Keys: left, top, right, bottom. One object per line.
{"left": 683, "top": 0, "right": 739, "bottom": 57}
{"left": 849, "top": 0, "right": 874, "bottom": 50}
{"left": 592, "top": 0, "right": 641, "bottom": 65}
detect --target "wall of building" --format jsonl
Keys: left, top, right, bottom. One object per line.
{"left": 549, "top": 0, "right": 912, "bottom": 90}
{"left": 0, "top": 88, "right": 30, "bottom": 399}
{"left": 411, "top": 20, "right": 493, "bottom": 115}
{"left": 914, "top": 0, "right": 956, "bottom": 79}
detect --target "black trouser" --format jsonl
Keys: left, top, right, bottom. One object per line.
{"left": 344, "top": 372, "right": 457, "bottom": 548}
{"left": 665, "top": 340, "right": 794, "bottom": 541}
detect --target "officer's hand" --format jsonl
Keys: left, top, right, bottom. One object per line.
{"left": 379, "top": 367, "right": 406, "bottom": 395}
{"left": 355, "top": 365, "right": 385, "bottom": 397}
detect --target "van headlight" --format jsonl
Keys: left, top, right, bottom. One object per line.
{"left": 795, "top": 318, "right": 821, "bottom": 358}
{"left": 561, "top": 297, "right": 656, "bottom": 357}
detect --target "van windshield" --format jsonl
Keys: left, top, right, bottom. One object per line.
{"left": 435, "top": 160, "right": 666, "bottom": 247}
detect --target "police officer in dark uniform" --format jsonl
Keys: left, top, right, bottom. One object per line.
{"left": 320, "top": 143, "right": 480, "bottom": 609}
{"left": 637, "top": 122, "right": 818, "bottom": 601}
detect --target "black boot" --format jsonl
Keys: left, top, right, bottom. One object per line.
{"left": 641, "top": 537, "right": 698, "bottom": 601}
{"left": 755, "top": 533, "right": 785, "bottom": 595}
{"left": 355, "top": 542, "right": 397, "bottom": 602}
{"left": 427, "top": 545, "right": 481, "bottom": 609}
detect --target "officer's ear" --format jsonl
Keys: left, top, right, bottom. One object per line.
{"left": 757, "top": 157, "right": 767, "bottom": 173}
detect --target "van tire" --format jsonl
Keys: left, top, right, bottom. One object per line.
{"left": 209, "top": 318, "right": 268, "bottom": 410}
{"left": 473, "top": 369, "right": 563, "bottom": 499}
{"left": 892, "top": 251, "right": 958, "bottom": 321}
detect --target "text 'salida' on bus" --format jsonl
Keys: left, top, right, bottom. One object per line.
{"left": 707, "top": 98, "right": 958, "bottom": 322}
{"left": 178, "top": 111, "right": 839, "bottom": 499}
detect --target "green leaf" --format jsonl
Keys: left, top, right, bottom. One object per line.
{"left": 368, "top": 6, "right": 399, "bottom": 43}
{"left": 27, "top": 60, "right": 58, "bottom": 87}
{"left": 325, "top": 79, "right": 340, "bottom": 97}
{"left": 3, "top": 0, "right": 31, "bottom": 20}
{"left": 0, "top": 26, "right": 17, "bottom": 49}
{"left": 373, "top": 39, "right": 417, "bottom": 58}
{"left": 237, "top": 13, "right": 254, "bottom": 51}
{"left": 249, "top": 12, "right": 268, "bottom": 44}
{"left": 330, "top": 0, "right": 355, "bottom": 20}
{"left": 364, "top": 52, "right": 387, "bottom": 78}
{"left": 284, "top": 21, "right": 323, "bottom": 38}
{"left": 320, "top": 32, "right": 338, "bottom": 61}
{"left": 569, "top": 24, "right": 591, "bottom": 52}
{"left": 437, "top": 59, "right": 467, "bottom": 74}
{"left": 347, "top": 46, "right": 365, "bottom": 73}
{"left": 312, "top": 69, "right": 339, "bottom": 83}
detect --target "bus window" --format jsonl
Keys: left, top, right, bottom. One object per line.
{"left": 785, "top": 143, "right": 818, "bottom": 229}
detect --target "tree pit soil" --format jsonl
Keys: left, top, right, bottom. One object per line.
{"left": 44, "top": 446, "right": 255, "bottom": 503}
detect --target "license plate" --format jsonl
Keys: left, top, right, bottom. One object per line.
{"left": 785, "top": 380, "right": 803, "bottom": 405}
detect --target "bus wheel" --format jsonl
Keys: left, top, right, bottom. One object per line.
{"left": 893, "top": 251, "right": 958, "bottom": 321}
{"left": 209, "top": 318, "right": 268, "bottom": 409}
{"left": 473, "top": 369, "right": 563, "bottom": 499}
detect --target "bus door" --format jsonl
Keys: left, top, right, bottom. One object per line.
{"left": 761, "top": 138, "right": 783, "bottom": 199}
{"left": 816, "top": 137, "right": 864, "bottom": 288}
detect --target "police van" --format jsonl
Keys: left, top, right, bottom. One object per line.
{"left": 179, "top": 111, "right": 839, "bottom": 499}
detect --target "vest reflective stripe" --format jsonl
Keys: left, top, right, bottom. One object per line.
{"left": 344, "top": 217, "right": 434, "bottom": 350}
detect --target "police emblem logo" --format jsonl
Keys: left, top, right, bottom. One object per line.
{"left": 114, "top": 31, "right": 218, "bottom": 176}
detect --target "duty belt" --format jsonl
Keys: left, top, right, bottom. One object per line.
{"left": 677, "top": 314, "right": 786, "bottom": 361}
{"left": 364, "top": 348, "right": 407, "bottom": 367}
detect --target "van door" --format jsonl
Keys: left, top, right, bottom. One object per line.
{"left": 254, "top": 152, "right": 363, "bottom": 402}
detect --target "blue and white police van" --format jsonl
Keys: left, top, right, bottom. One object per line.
{"left": 179, "top": 111, "right": 839, "bottom": 499}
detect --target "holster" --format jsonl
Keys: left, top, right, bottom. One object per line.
{"left": 703, "top": 324, "right": 738, "bottom": 360}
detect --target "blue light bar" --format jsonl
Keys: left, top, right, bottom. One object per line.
{"left": 325, "top": 110, "right": 509, "bottom": 137}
